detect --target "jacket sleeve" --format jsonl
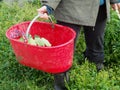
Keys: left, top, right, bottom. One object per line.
{"left": 110, "top": 0, "right": 120, "bottom": 4}
{"left": 46, "top": 5, "right": 54, "bottom": 15}
{"left": 40, "top": 0, "right": 61, "bottom": 10}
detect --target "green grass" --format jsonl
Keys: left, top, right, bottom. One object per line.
{"left": 0, "top": 1, "right": 120, "bottom": 90}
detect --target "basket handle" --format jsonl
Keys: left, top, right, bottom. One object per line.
{"left": 115, "top": 9, "right": 120, "bottom": 19}
{"left": 26, "top": 13, "right": 54, "bottom": 39}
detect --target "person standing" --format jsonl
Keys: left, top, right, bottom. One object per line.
{"left": 37, "top": 0, "right": 120, "bottom": 90}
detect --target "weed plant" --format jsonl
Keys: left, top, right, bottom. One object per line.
{"left": 0, "top": 1, "right": 120, "bottom": 90}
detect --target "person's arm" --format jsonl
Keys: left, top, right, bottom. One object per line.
{"left": 37, "top": 0, "right": 61, "bottom": 19}
{"left": 45, "top": 5, "right": 54, "bottom": 15}
{"left": 40, "top": 0, "right": 61, "bottom": 10}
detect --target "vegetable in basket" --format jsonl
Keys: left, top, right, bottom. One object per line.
{"left": 19, "top": 35, "right": 52, "bottom": 47}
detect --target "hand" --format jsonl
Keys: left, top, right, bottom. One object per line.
{"left": 37, "top": 6, "right": 49, "bottom": 19}
{"left": 111, "top": 3, "right": 120, "bottom": 13}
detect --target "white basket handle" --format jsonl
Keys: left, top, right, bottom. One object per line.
{"left": 26, "top": 13, "right": 54, "bottom": 39}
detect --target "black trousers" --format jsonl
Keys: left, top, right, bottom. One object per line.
{"left": 57, "top": 4, "right": 107, "bottom": 64}
{"left": 54, "top": 4, "right": 107, "bottom": 90}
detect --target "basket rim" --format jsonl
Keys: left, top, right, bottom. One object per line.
{"left": 6, "top": 21, "right": 76, "bottom": 49}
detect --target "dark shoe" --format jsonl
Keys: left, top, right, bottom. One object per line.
{"left": 96, "top": 63, "right": 104, "bottom": 72}
{"left": 54, "top": 72, "right": 69, "bottom": 90}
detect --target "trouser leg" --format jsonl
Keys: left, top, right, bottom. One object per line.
{"left": 83, "top": 4, "right": 107, "bottom": 64}
{"left": 53, "top": 21, "right": 81, "bottom": 90}
{"left": 57, "top": 21, "right": 81, "bottom": 48}
{"left": 54, "top": 71, "right": 69, "bottom": 90}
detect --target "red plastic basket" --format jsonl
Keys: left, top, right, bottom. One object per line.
{"left": 6, "top": 21, "right": 76, "bottom": 74}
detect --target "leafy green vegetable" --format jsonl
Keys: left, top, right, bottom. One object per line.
{"left": 19, "top": 35, "right": 52, "bottom": 47}
{"left": 28, "top": 37, "right": 37, "bottom": 46}
{"left": 19, "top": 37, "right": 24, "bottom": 42}
{"left": 41, "top": 38, "right": 51, "bottom": 47}
{"left": 34, "top": 36, "right": 45, "bottom": 46}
